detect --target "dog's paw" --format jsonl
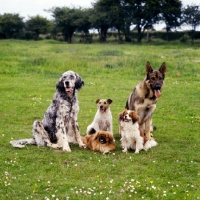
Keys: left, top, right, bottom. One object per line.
{"left": 63, "top": 146, "right": 72, "bottom": 152}
{"left": 122, "top": 149, "right": 127, "bottom": 153}
{"left": 103, "top": 150, "right": 110, "bottom": 154}
{"left": 51, "top": 143, "right": 59, "bottom": 149}
{"left": 135, "top": 150, "right": 139, "bottom": 154}
{"left": 79, "top": 143, "right": 86, "bottom": 148}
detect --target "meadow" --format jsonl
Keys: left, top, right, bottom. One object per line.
{"left": 0, "top": 39, "right": 200, "bottom": 200}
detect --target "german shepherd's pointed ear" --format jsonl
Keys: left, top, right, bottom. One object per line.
{"left": 75, "top": 73, "right": 84, "bottom": 90}
{"left": 159, "top": 62, "right": 166, "bottom": 77}
{"left": 146, "top": 61, "right": 153, "bottom": 75}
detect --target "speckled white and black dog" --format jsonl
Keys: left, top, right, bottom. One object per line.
{"left": 10, "top": 70, "right": 86, "bottom": 152}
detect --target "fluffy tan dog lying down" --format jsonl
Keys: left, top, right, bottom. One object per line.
{"left": 82, "top": 130, "right": 116, "bottom": 154}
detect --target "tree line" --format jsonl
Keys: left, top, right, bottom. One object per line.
{"left": 0, "top": 0, "right": 200, "bottom": 43}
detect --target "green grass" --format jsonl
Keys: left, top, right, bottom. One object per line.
{"left": 0, "top": 39, "right": 200, "bottom": 200}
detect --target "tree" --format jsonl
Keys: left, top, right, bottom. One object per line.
{"left": 76, "top": 8, "right": 92, "bottom": 34}
{"left": 50, "top": 7, "right": 83, "bottom": 43}
{"left": 91, "top": 0, "right": 113, "bottom": 42}
{"left": 109, "top": 0, "right": 125, "bottom": 43}
{"left": 26, "top": 15, "right": 53, "bottom": 39}
{"left": 160, "top": 0, "right": 182, "bottom": 40}
{"left": 0, "top": 13, "right": 24, "bottom": 38}
{"left": 161, "top": 0, "right": 182, "bottom": 31}
{"left": 126, "top": 0, "right": 161, "bottom": 43}
{"left": 182, "top": 4, "right": 200, "bottom": 43}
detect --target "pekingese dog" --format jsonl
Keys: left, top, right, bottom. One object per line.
{"left": 82, "top": 130, "right": 116, "bottom": 154}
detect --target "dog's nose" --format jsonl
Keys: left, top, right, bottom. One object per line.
{"left": 155, "top": 84, "right": 161, "bottom": 90}
{"left": 100, "top": 105, "right": 103, "bottom": 109}
{"left": 65, "top": 81, "right": 69, "bottom": 86}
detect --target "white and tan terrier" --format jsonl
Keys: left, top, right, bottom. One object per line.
{"left": 86, "top": 99, "right": 113, "bottom": 135}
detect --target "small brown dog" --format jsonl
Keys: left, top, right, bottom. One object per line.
{"left": 82, "top": 130, "right": 116, "bottom": 154}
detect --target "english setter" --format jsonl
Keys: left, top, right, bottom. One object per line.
{"left": 10, "top": 70, "right": 85, "bottom": 152}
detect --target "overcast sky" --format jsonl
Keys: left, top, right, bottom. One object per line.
{"left": 0, "top": 0, "right": 199, "bottom": 30}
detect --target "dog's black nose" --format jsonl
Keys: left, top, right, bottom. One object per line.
{"left": 65, "top": 81, "right": 69, "bottom": 86}
{"left": 100, "top": 105, "right": 103, "bottom": 109}
{"left": 155, "top": 84, "right": 161, "bottom": 90}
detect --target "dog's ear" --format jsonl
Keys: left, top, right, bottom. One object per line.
{"left": 108, "top": 133, "right": 114, "bottom": 143}
{"left": 146, "top": 61, "right": 153, "bottom": 75}
{"left": 130, "top": 111, "right": 140, "bottom": 123}
{"left": 159, "top": 62, "right": 166, "bottom": 77}
{"left": 118, "top": 112, "right": 124, "bottom": 120}
{"left": 56, "top": 80, "right": 65, "bottom": 93}
{"left": 94, "top": 131, "right": 100, "bottom": 140}
{"left": 107, "top": 99, "right": 112, "bottom": 104}
{"left": 75, "top": 74, "right": 84, "bottom": 90}
{"left": 96, "top": 99, "right": 100, "bottom": 104}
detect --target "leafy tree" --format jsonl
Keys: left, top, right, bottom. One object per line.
{"left": 160, "top": 0, "right": 182, "bottom": 40}
{"left": 109, "top": 0, "right": 125, "bottom": 43}
{"left": 76, "top": 8, "right": 92, "bottom": 34}
{"left": 127, "top": 0, "right": 161, "bottom": 43}
{"left": 49, "top": 7, "right": 83, "bottom": 43}
{"left": 182, "top": 4, "right": 200, "bottom": 43}
{"left": 91, "top": 0, "right": 113, "bottom": 42}
{"left": 161, "top": 0, "right": 182, "bottom": 31}
{"left": 0, "top": 13, "right": 24, "bottom": 38}
{"left": 26, "top": 15, "right": 53, "bottom": 39}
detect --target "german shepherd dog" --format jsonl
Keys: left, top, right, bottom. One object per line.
{"left": 125, "top": 61, "right": 166, "bottom": 140}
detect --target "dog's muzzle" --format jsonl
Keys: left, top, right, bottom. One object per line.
{"left": 99, "top": 136, "right": 107, "bottom": 144}
{"left": 64, "top": 81, "right": 74, "bottom": 93}
{"left": 123, "top": 115, "right": 131, "bottom": 122}
{"left": 100, "top": 106, "right": 106, "bottom": 113}
{"left": 154, "top": 84, "right": 162, "bottom": 98}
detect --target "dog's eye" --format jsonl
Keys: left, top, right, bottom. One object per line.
{"left": 104, "top": 102, "right": 107, "bottom": 104}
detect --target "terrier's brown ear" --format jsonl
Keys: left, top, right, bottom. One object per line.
{"left": 96, "top": 99, "right": 100, "bottom": 104}
{"left": 107, "top": 99, "right": 113, "bottom": 104}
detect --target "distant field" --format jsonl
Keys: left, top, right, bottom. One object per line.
{"left": 0, "top": 39, "right": 200, "bottom": 200}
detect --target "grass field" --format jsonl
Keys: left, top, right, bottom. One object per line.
{"left": 0, "top": 39, "right": 200, "bottom": 200}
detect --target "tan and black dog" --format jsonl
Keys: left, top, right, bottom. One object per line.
{"left": 125, "top": 61, "right": 166, "bottom": 140}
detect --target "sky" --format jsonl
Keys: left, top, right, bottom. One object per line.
{"left": 0, "top": 0, "right": 199, "bottom": 30}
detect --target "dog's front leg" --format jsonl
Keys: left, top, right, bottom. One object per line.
{"left": 56, "top": 119, "right": 71, "bottom": 152}
{"left": 106, "top": 120, "right": 113, "bottom": 134}
{"left": 72, "top": 120, "right": 86, "bottom": 148}
{"left": 145, "top": 116, "right": 152, "bottom": 140}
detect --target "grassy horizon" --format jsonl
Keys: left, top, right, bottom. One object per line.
{"left": 0, "top": 39, "right": 200, "bottom": 200}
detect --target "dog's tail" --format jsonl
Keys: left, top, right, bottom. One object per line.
{"left": 10, "top": 138, "right": 36, "bottom": 148}
{"left": 144, "top": 139, "right": 158, "bottom": 150}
